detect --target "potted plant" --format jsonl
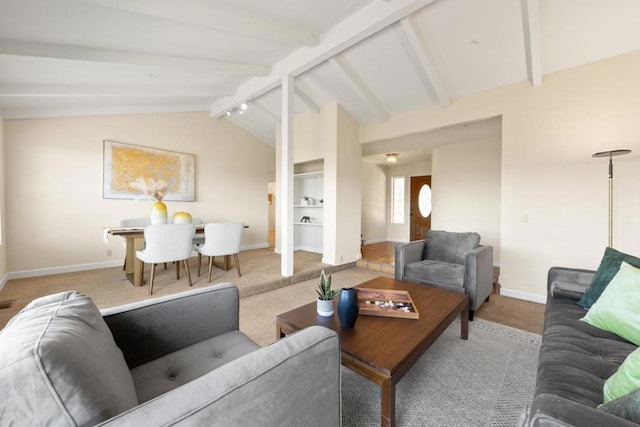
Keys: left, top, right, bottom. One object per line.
{"left": 316, "top": 270, "right": 340, "bottom": 317}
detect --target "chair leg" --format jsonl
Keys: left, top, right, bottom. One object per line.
{"left": 197, "top": 253, "right": 202, "bottom": 277}
{"left": 207, "top": 256, "right": 214, "bottom": 283}
{"left": 469, "top": 310, "right": 474, "bottom": 321}
{"left": 183, "top": 260, "right": 193, "bottom": 287}
{"left": 164, "top": 263, "right": 167, "bottom": 270}
{"left": 176, "top": 259, "right": 181, "bottom": 279}
{"left": 234, "top": 253, "right": 241, "bottom": 277}
{"left": 149, "top": 263, "right": 156, "bottom": 295}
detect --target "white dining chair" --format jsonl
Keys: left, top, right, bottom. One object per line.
{"left": 136, "top": 223, "right": 196, "bottom": 295}
{"left": 119, "top": 218, "right": 151, "bottom": 270}
{"left": 196, "top": 223, "right": 243, "bottom": 283}
{"left": 190, "top": 217, "right": 206, "bottom": 249}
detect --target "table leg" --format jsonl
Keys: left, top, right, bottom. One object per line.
{"left": 461, "top": 302, "right": 469, "bottom": 340}
{"left": 133, "top": 236, "right": 145, "bottom": 287}
{"left": 381, "top": 377, "right": 396, "bottom": 427}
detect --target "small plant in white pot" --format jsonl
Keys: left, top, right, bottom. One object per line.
{"left": 316, "top": 270, "right": 340, "bottom": 317}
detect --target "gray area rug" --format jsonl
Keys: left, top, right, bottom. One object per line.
{"left": 342, "top": 318, "right": 541, "bottom": 426}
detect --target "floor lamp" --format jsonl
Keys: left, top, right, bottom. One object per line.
{"left": 592, "top": 149, "right": 631, "bottom": 247}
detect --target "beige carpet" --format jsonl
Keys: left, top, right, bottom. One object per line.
{"left": 240, "top": 267, "right": 389, "bottom": 346}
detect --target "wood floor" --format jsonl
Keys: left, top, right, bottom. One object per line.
{"left": 360, "top": 242, "right": 545, "bottom": 334}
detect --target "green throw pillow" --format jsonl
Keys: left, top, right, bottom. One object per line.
{"left": 578, "top": 247, "right": 640, "bottom": 309}
{"left": 581, "top": 262, "right": 640, "bottom": 346}
{"left": 604, "top": 346, "right": 640, "bottom": 403}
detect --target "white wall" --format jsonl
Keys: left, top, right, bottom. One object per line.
{"left": 360, "top": 51, "right": 640, "bottom": 300}
{"left": 4, "top": 111, "right": 274, "bottom": 274}
{"left": 361, "top": 161, "right": 387, "bottom": 243}
{"left": 0, "top": 115, "right": 6, "bottom": 285}
{"left": 431, "top": 136, "right": 501, "bottom": 265}
{"left": 386, "top": 161, "right": 431, "bottom": 242}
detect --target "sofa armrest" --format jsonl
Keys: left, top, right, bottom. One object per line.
{"left": 395, "top": 240, "right": 425, "bottom": 280}
{"left": 101, "top": 283, "right": 239, "bottom": 369}
{"left": 465, "top": 245, "right": 493, "bottom": 311}
{"left": 97, "top": 326, "right": 341, "bottom": 427}
{"left": 529, "top": 394, "right": 638, "bottom": 427}
{"left": 547, "top": 267, "right": 595, "bottom": 301}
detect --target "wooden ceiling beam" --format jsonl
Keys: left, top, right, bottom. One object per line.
{"left": 396, "top": 17, "right": 451, "bottom": 106}
{"left": 0, "top": 38, "right": 269, "bottom": 76}
{"left": 0, "top": 84, "right": 234, "bottom": 97}
{"left": 330, "top": 56, "right": 388, "bottom": 123}
{"left": 294, "top": 87, "right": 320, "bottom": 114}
{"left": 210, "top": 0, "right": 437, "bottom": 118}
{"left": 521, "top": 0, "right": 542, "bottom": 86}
{"left": 78, "top": 0, "right": 317, "bottom": 46}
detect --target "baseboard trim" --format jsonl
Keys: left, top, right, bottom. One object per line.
{"left": 8, "top": 260, "right": 124, "bottom": 280}
{"left": 363, "top": 238, "right": 387, "bottom": 245}
{"left": 500, "top": 287, "right": 546, "bottom": 304}
{"left": 6, "top": 243, "right": 272, "bottom": 281}
{"left": 0, "top": 273, "right": 8, "bottom": 292}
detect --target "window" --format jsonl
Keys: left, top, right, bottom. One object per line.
{"left": 391, "top": 176, "right": 405, "bottom": 224}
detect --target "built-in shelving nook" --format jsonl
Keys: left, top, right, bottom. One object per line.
{"left": 293, "top": 160, "right": 324, "bottom": 254}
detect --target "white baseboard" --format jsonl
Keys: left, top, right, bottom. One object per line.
{"left": 8, "top": 260, "right": 124, "bottom": 281}
{"left": 241, "top": 243, "right": 270, "bottom": 251}
{"left": 500, "top": 287, "right": 546, "bottom": 304}
{"left": 0, "top": 273, "right": 8, "bottom": 292}
{"left": 5, "top": 243, "right": 271, "bottom": 282}
{"left": 363, "top": 238, "right": 386, "bottom": 245}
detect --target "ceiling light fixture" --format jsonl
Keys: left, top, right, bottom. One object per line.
{"left": 386, "top": 153, "right": 398, "bottom": 163}
{"left": 224, "top": 101, "right": 250, "bottom": 117}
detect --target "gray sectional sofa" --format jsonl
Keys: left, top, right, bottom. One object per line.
{"left": 0, "top": 283, "right": 341, "bottom": 426}
{"left": 525, "top": 267, "right": 639, "bottom": 426}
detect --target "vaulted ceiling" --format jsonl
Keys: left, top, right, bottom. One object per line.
{"left": 1, "top": 0, "right": 639, "bottom": 156}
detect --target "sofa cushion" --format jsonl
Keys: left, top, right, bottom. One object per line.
{"left": 404, "top": 259, "right": 465, "bottom": 288}
{"left": 582, "top": 262, "right": 640, "bottom": 346}
{"left": 423, "top": 230, "right": 480, "bottom": 264}
{"left": 131, "top": 330, "right": 259, "bottom": 403}
{"left": 578, "top": 247, "right": 640, "bottom": 309}
{"left": 535, "top": 295, "right": 635, "bottom": 408}
{"left": 0, "top": 291, "right": 138, "bottom": 427}
{"left": 603, "top": 346, "right": 640, "bottom": 403}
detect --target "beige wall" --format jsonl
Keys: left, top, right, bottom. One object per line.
{"left": 361, "top": 161, "right": 387, "bottom": 243}
{"left": 0, "top": 116, "right": 6, "bottom": 284}
{"left": 431, "top": 137, "right": 501, "bottom": 265}
{"left": 361, "top": 52, "right": 640, "bottom": 300}
{"left": 4, "top": 111, "right": 274, "bottom": 274}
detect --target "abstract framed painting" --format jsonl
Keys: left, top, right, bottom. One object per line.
{"left": 103, "top": 140, "right": 196, "bottom": 201}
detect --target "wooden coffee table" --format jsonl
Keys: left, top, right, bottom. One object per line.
{"left": 276, "top": 276, "right": 469, "bottom": 427}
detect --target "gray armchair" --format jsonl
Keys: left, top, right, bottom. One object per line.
{"left": 0, "top": 283, "right": 341, "bottom": 427}
{"left": 395, "top": 230, "right": 493, "bottom": 320}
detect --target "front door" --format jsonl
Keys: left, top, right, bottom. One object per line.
{"left": 410, "top": 175, "right": 432, "bottom": 241}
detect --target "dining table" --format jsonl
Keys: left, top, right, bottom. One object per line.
{"left": 105, "top": 224, "right": 236, "bottom": 287}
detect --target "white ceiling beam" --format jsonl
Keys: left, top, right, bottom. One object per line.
{"left": 397, "top": 18, "right": 450, "bottom": 106}
{"left": 252, "top": 101, "right": 281, "bottom": 123}
{"left": 225, "top": 115, "right": 275, "bottom": 146}
{"left": 0, "top": 39, "right": 268, "bottom": 76}
{"left": 330, "top": 56, "right": 388, "bottom": 122}
{"left": 0, "top": 84, "right": 234, "bottom": 97}
{"left": 294, "top": 87, "right": 320, "bottom": 114}
{"left": 521, "top": 0, "right": 542, "bottom": 86}
{"left": 210, "top": 0, "right": 437, "bottom": 118}
{"left": 79, "top": 0, "right": 317, "bottom": 46}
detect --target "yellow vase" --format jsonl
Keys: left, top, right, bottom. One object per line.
{"left": 150, "top": 201, "right": 167, "bottom": 225}
{"left": 172, "top": 211, "right": 192, "bottom": 224}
